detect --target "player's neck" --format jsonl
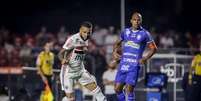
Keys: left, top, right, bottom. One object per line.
{"left": 79, "top": 33, "right": 88, "bottom": 41}
{"left": 132, "top": 26, "right": 141, "bottom": 31}
{"left": 44, "top": 50, "right": 50, "bottom": 53}
{"left": 109, "top": 68, "right": 115, "bottom": 71}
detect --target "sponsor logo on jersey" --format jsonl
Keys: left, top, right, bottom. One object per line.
{"left": 137, "top": 35, "right": 141, "bottom": 40}
{"left": 131, "top": 34, "right": 137, "bottom": 38}
{"left": 123, "top": 53, "right": 137, "bottom": 57}
{"left": 121, "top": 65, "right": 130, "bottom": 71}
{"left": 125, "top": 41, "right": 140, "bottom": 49}
{"left": 123, "top": 58, "right": 137, "bottom": 63}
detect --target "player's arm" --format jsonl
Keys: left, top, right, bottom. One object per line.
{"left": 189, "top": 56, "right": 196, "bottom": 85}
{"left": 140, "top": 42, "right": 157, "bottom": 64}
{"left": 58, "top": 48, "right": 73, "bottom": 65}
{"left": 112, "top": 39, "right": 123, "bottom": 61}
{"left": 36, "top": 53, "right": 43, "bottom": 75}
{"left": 58, "top": 37, "right": 74, "bottom": 65}
{"left": 36, "top": 53, "right": 47, "bottom": 83}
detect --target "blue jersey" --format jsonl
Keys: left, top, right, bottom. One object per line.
{"left": 119, "top": 27, "right": 153, "bottom": 69}
{"left": 115, "top": 27, "right": 154, "bottom": 86}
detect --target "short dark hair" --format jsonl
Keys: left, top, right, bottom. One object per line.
{"left": 43, "top": 40, "right": 51, "bottom": 46}
{"left": 80, "top": 21, "right": 92, "bottom": 28}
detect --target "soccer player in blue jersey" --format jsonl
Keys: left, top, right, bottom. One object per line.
{"left": 112, "top": 12, "right": 157, "bottom": 101}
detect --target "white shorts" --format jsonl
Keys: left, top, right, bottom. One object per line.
{"left": 60, "top": 65, "right": 96, "bottom": 93}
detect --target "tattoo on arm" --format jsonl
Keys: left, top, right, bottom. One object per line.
{"left": 58, "top": 49, "right": 73, "bottom": 61}
{"left": 144, "top": 42, "right": 157, "bottom": 60}
{"left": 113, "top": 39, "right": 122, "bottom": 53}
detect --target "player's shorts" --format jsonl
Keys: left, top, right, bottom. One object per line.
{"left": 60, "top": 65, "right": 96, "bottom": 93}
{"left": 115, "top": 65, "right": 140, "bottom": 86}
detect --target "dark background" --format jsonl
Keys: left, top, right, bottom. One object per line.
{"left": 0, "top": 0, "right": 200, "bottom": 34}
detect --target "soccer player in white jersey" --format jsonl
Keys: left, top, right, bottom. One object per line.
{"left": 58, "top": 21, "right": 106, "bottom": 101}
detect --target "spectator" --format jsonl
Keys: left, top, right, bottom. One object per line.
{"left": 14, "top": 36, "right": 23, "bottom": 49}
{"left": 57, "top": 26, "right": 69, "bottom": 45}
{"left": 10, "top": 48, "right": 21, "bottom": 66}
{"left": 102, "top": 65, "right": 118, "bottom": 101}
{"left": 104, "top": 26, "right": 118, "bottom": 63}
{"left": 19, "top": 36, "right": 34, "bottom": 66}
{"left": 92, "top": 26, "right": 108, "bottom": 46}
{"left": 0, "top": 48, "right": 8, "bottom": 66}
{"left": 35, "top": 26, "right": 50, "bottom": 47}
{"left": 159, "top": 32, "right": 174, "bottom": 48}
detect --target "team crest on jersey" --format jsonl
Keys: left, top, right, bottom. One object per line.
{"left": 137, "top": 35, "right": 141, "bottom": 40}
{"left": 131, "top": 34, "right": 136, "bottom": 38}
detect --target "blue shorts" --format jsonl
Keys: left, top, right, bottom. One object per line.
{"left": 115, "top": 65, "right": 140, "bottom": 86}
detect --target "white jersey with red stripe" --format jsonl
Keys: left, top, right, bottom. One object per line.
{"left": 62, "top": 33, "right": 88, "bottom": 73}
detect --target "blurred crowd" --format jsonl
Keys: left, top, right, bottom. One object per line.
{"left": 0, "top": 25, "right": 201, "bottom": 68}
{"left": 0, "top": 25, "right": 200, "bottom": 100}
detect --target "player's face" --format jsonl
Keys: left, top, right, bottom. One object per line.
{"left": 130, "top": 14, "right": 142, "bottom": 29}
{"left": 44, "top": 43, "right": 52, "bottom": 52}
{"left": 80, "top": 26, "right": 92, "bottom": 40}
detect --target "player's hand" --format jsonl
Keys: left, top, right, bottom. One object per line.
{"left": 108, "top": 60, "right": 118, "bottom": 69}
{"left": 139, "top": 58, "right": 147, "bottom": 64}
{"left": 61, "top": 59, "right": 69, "bottom": 65}
{"left": 112, "top": 51, "right": 121, "bottom": 61}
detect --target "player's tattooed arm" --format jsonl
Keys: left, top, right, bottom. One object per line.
{"left": 113, "top": 39, "right": 122, "bottom": 53}
{"left": 140, "top": 42, "right": 157, "bottom": 64}
{"left": 58, "top": 48, "right": 73, "bottom": 65}
{"left": 112, "top": 39, "right": 122, "bottom": 61}
{"left": 58, "top": 48, "right": 72, "bottom": 61}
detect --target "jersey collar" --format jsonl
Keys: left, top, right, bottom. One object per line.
{"left": 79, "top": 33, "right": 88, "bottom": 41}
{"left": 130, "top": 26, "right": 143, "bottom": 34}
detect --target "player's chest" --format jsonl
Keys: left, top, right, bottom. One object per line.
{"left": 124, "top": 32, "right": 145, "bottom": 43}
{"left": 195, "top": 56, "right": 201, "bottom": 66}
{"left": 74, "top": 38, "right": 87, "bottom": 47}
{"left": 123, "top": 33, "right": 145, "bottom": 49}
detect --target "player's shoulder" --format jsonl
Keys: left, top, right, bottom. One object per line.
{"left": 195, "top": 53, "right": 201, "bottom": 58}
{"left": 123, "top": 28, "right": 131, "bottom": 32}
{"left": 49, "top": 52, "right": 55, "bottom": 57}
{"left": 140, "top": 27, "right": 150, "bottom": 34}
{"left": 38, "top": 51, "right": 45, "bottom": 56}
{"left": 121, "top": 27, "right": 132, "bottom": 35}
{"left": 67, "top": 33, "right": 75, "bottom": 39}
{"left": 70, "top": 33, "right": 80, "bottom": 40}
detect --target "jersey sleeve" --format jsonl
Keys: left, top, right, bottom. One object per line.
{"left": 191, "top": 56, "right": 197, "bottom": 69}
{"left": 144, "top": 31, "right": 154, "bottom": 43}
{"left": 62, "top": 36, "right": 74, "bottom": 50}
{"left": 120, "top": 30, "right": 125, "bottom": 41}
{"left": 36, "top": 53, "right": 43, "bottom": 67}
